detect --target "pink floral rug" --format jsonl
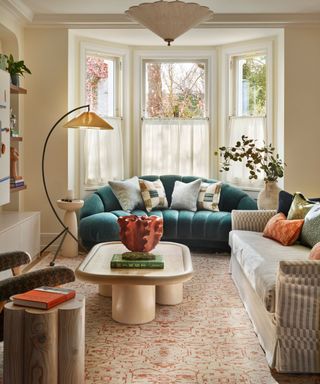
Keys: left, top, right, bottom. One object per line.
{"left": 1, "top": 252, "right": 320, "bottom": 383}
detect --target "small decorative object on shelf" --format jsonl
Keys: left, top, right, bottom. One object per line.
{"left": 219, "top": 135, "right": 285, "bottom": 210}
{"left": 110, "top": 253, "right": 164, "bottom": 269}
{"left": 10, "top": 108, "right": 18, "bottom": 137}
{"left": 2, "top": 54, "right": 31, "bottom": 86}
{"left": 118, "top": 215, "right": 163, "bottom": 253}
{"left": 10, "top": 146, "right": 24, "bottom": 188}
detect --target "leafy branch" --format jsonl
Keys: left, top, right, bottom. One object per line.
{"left": 219, "top": 135, "right": 285, "bottom": 182}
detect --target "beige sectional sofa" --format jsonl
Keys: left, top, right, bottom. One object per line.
{"left": 229, "top": 210, "right": 320, "bottom": 373}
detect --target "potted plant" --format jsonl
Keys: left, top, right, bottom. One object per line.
{"left": 219, "top": 135, "right": 285, "bottom": 209}
{"left": 5, "top": 54, "right": 31, "bottom": 86}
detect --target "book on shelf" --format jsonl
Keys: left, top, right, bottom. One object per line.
{"left": 12, "top": 286, "right": 76, "bottom": 309}
{"left": 110, "top": 254, "right": 164, "bottom": 269}
{"left": 10, "top": 177, "right": 24, "bottom": 187}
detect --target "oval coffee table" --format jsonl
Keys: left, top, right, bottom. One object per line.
{"left": 75, "top": 241, "right": 193, "bottom": 324}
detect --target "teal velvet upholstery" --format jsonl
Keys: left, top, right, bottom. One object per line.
{"left": 79, "top": 175, "right": 257, "bottom": 251}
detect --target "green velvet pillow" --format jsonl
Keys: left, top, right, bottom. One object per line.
{"left": 287, "top": 192, "right": 319, "bottom": 220}
{"left": 301, "top": 205, "right": 320, "bottom": 248}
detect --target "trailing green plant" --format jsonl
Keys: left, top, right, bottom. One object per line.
{"left": 5, "top": 54, "right": 31, "bottom": 77}
{"left": 219, "top": 135, "right": 285, "bottom": 182}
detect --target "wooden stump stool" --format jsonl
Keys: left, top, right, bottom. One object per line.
{"left": 4, "top": 294, "right": 85, "bottom": 384}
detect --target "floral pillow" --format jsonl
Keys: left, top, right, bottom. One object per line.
{"left": 263, "top": 212, "right": 304, "bottom": 246}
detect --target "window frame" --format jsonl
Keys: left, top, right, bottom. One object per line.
{"left": 77, "top": 41, "right": 129, "bottom": 197}
{"left": 133, "top": 49, "right": 217, "bottom": 177}
{"left": 219, "top": 40, "right": 274, "bottom": 190}
{"left": 142, "top": 58, "right": 209, "bottom": 119}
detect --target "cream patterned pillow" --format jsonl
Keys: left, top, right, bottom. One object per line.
{"left": 139, "top": 179, "right": 168, "bottom": 212}
{"left": 197, "top": 181, "right": 222, "bottom": 212}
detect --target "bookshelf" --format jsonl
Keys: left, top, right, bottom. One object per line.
{"left": 10, "top": 84, "right": 27, "bottom": 193}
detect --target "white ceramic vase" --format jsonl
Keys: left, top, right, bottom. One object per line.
{"left": 257, "top": 181, "right": 282, "bottom": 210}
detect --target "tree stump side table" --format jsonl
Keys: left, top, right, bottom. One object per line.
{"left": 4, "top": 294, "right": 85, "bottom": 384}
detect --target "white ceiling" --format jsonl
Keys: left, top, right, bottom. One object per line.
{"left": 20, "top": 0, "right": 320, "bottom": 14}
{"left": 7, "top": 0, "right": 320, "bottom": 46}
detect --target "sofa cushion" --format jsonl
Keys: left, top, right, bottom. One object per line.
{"left": 109, "top": 176, "right": 144, "bottom": 212}
{"left": 170, "top": 179, "right": 202, "bottom": 211}
{"left": 278, "top": 190, "right": 320, "bottom": 216}
{"left": 229, "top": 230, "right": 309, "bottom": 313}
{"left": 287, "top": 192, "right": 319, "bottom": 220}
{"left": 139, "top": 179, "right": 168, "bottom": 212}
{"left": 263, "top": 213, "right": 304, "bottom": 246}
{"left": 301, "top": 204, "right": 320, "bottom": 248}
{"left": 309, "top": 242, "right": 320, "bottom": 260}
{"left": 197, "top": 181, "right": 222, "bottom": 212}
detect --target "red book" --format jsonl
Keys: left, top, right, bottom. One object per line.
{"left": 12, "top": 286, "right": 76, "bottom": 309}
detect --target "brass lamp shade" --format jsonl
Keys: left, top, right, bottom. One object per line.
{"left": 125, "top": 0, "right": 214, "bottom": 46}
{"left": 63, "top": 111, "right": 113, "bottom": 129}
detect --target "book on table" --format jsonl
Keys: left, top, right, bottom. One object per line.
{"left": 111, "top": 254, "right": 164, "bottom": 269}
{"left": 11, "top": 286, "right": 76, "bottom": 309}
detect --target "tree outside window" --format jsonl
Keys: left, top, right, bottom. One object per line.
{"left": 145, "top": 62, "right": 206, "bottom": 118}
{"left": 85, "top": 55, "right": 114, "bottom": 117}
{"left": 236, "top": 54, "right": 266, "bottom": 117}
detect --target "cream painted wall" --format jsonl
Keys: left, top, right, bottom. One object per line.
{"left": 24, "top": 29, "right": 69, "bottom": 235}
{"left": 4, "top": 22, "right": 319, "bottom": 241}
{"left": 284, "top": 28, "right": 320, "bottom": 196}
{"left": 0, "top": 8, "right": 26, "bottom": 212}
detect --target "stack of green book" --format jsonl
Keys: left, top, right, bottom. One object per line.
{"left": 110, "top": 254, "right": 164, "bottom": 269}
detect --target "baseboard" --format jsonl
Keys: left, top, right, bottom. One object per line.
{"left": 41, "top": 232, "right": 59, "bottom": 251}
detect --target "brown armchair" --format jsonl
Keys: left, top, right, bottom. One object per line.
{"left": 0, "top": 251, "right": 75, "bottom": 341}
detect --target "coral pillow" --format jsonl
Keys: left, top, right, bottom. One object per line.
{"left": 309, "top": 242, "right": 320, "bottom": 260}
{"left": 263, "top": 213, "right": 304, "bottom": 246}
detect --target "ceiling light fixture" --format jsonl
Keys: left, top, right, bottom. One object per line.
{"left": 125, "top": 0, "right": 214, "bottom": 46}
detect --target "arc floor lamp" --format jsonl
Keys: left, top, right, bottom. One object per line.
{"left": 40, "top": 104, "right": 113, "bottom": 265}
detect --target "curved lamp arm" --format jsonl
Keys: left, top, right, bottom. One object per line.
{"left": 41, "top": 105, "right": 89, "bottom": 244}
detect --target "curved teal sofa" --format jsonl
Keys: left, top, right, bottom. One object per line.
{"left": 79, "top": 175, "right": 257, "bottom": 251}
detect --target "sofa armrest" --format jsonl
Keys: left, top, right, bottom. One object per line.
{"left": 275, "top": 260, "right": 320, "bottom": 372}
{"left": 0, "top": 251, "right": 31, "bottom": 273}
{"left": 80, "top": 193, "right": 105, "bottom": 220}
{"left": 231, "top": 209, "right": 277, "bottom": 232}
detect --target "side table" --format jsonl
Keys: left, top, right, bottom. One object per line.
{"left": 57, "top": 199, "right": 84, "bottom": 257}
{"left": 4, "top": 294, "right": 85, "bottom": 384}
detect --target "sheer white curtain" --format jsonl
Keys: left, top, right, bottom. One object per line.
{"left": 225, "top": 116, "right": 266, "bottom": 188}
{"left": 141, "top": 118, "right": 210, "bottom": 176}
{"left": 83, "top": 117, "right": 124, "bottom": 186}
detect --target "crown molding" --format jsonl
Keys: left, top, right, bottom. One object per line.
{"left": 1, "top": 0, "right": 34, "bottom": 22}
{"left": 27, "top": 12, "right": 320, "bottom": 29}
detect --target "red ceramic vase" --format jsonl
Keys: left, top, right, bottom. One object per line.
{"left": 118, "top": 215, "right": 163, "bottom": 252}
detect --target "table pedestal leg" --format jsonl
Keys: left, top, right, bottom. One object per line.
{"left": 61, "top": 210, "right": 78, "bottom": 257}
{"left": 112, "top": 285, "right": 155, "bottom": 324}
{"left": 156, "top": 283, "right": 183, "bottom": 305}
{"left": 99, "top": 284, "right": 112, "bottom": 297}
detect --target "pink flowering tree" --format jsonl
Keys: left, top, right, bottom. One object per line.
{"left": 85, "top": 56, "right": 108, "bottom": 111}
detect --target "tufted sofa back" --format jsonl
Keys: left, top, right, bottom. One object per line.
{"left": 80, "top": 175, "right": 257, "bottom": 220}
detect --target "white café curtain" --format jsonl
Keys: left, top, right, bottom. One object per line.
{"left": 225, "top": 116, "right": 266, "bottom": 188}
{"left": 141, "top": 118, "right": 210, "bottom": 177}
{"left": 83, "top": 117, "right": 124, "bottom": 186}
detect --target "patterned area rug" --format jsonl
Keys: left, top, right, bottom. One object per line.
{"left": 1, "top": 252, "right": 320, "bottom": 384}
